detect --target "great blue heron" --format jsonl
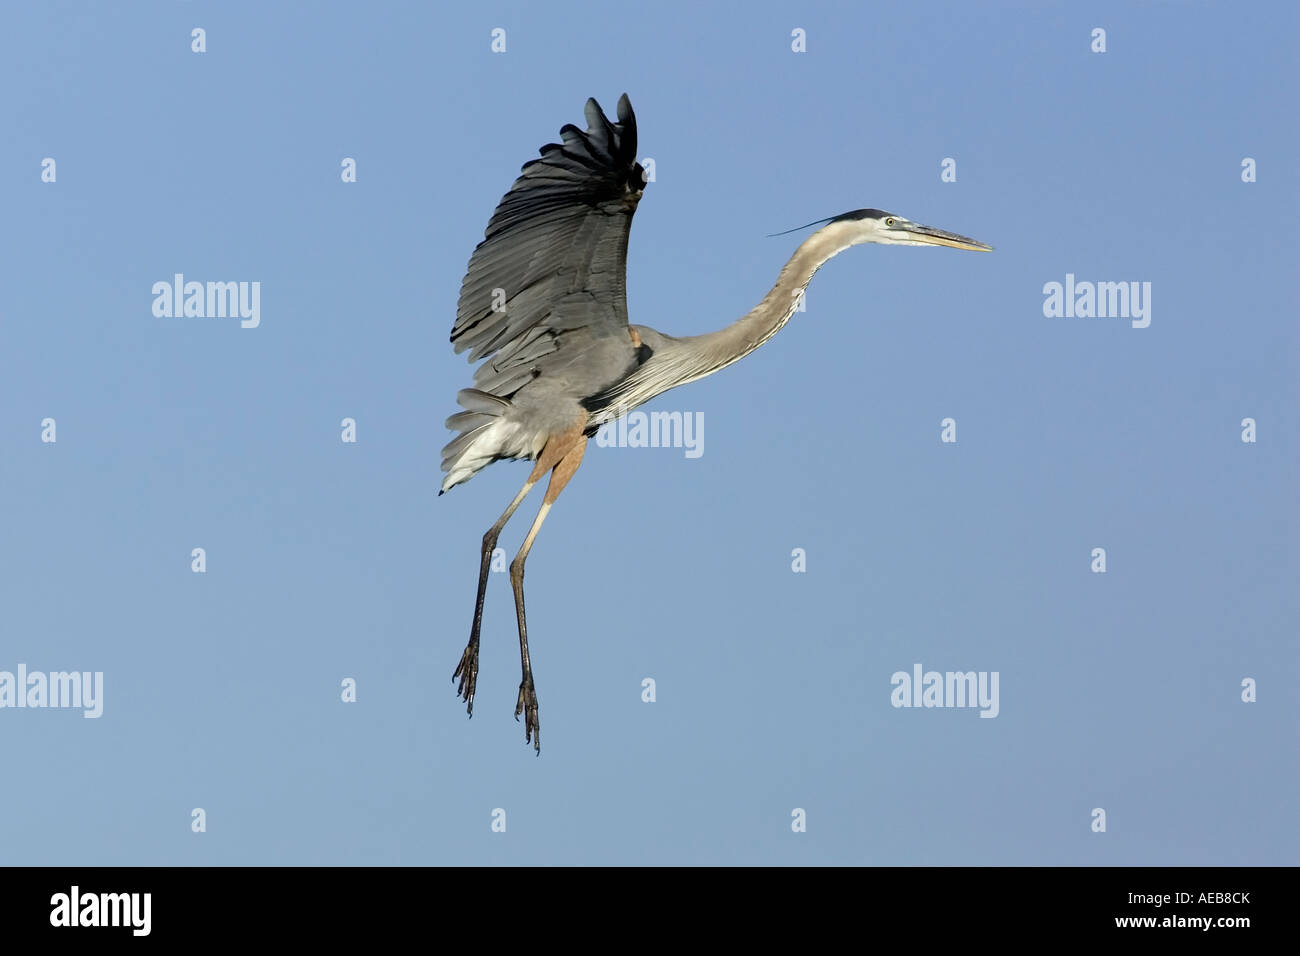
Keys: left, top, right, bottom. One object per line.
{"left": 443, "top": 94, "right": 991, "bottom": 751}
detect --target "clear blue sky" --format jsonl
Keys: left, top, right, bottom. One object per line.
{"left": 1, "top": 1, "right": 1295, "bottom": 865}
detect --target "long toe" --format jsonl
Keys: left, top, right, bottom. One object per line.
{"left": 454, "top": 645, "right": 479, "bottom": 714}
{"left": 516, "top": 681, "right": 540, "bottom": 753}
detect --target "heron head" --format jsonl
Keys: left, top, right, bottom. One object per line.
{"left": 829, "top": 208, "right": 993, "bottom": 251}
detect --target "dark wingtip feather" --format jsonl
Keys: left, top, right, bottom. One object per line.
{"left": 616, "top": 94, "right": 636, "bottom": 155}
{"left": 588, "top": 99, "right": 618, "bottom": 155}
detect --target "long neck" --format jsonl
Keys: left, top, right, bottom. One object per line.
{"left": 593, "top": 221, "right": 860, "bottom": 422}
{"left": 677, "top": 222, "right": 856, "bottom": 383}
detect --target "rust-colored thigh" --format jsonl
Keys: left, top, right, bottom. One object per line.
{"left": 527, "top": 412, "right": 589, "bottom": 482}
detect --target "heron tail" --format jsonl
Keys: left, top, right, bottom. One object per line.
{"left": 439, "top": 389, "right": 515, "bottom": 493}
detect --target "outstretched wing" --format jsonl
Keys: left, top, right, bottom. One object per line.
{"left": 450, "top": 94, "right": 647, "bottom": 398}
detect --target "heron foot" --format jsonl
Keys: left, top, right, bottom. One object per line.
{"left": 515, "top": 675, "right": 540, "bottom": 753}
{"left": 453, "top": 641, "right": 479, "bottom": 716}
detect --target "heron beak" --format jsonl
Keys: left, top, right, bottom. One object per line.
{"left": 899, "top": 221, "right": 994, "bottom": 252}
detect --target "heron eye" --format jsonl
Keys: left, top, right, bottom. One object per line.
{"left": 885, "top": 217, "right": 896, "bottom": 226}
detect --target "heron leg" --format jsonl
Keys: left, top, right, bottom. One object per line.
{"left": 510, "top": 422, "right": 588, "bottom": 753}
{"left": 452, "top": 460, "right": 548, "bottom": 715}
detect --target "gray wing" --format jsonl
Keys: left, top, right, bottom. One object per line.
{"left": 450, "top": 94, "right": 647, "bottom": 399}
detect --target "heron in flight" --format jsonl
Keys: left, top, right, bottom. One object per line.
{"left": 443, "top": 94, "right": 991, "bottom": 751}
